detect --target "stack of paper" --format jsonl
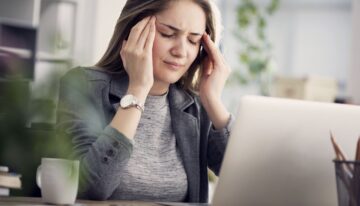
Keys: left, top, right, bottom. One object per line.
{"left": 0, "top": 166, "right": 21, "bottom": 196}
{"left": 271, "top": 75, "right": 338, "bottom": 102}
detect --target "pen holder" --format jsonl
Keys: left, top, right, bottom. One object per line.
{"left": 333, "top": 160, "right": 360, "bottom": 206}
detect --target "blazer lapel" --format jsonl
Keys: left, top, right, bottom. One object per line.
{"left": 168, "top": 85, "right": 200, "bottom": 202}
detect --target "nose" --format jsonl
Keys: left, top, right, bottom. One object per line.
{"left": 170, "top": 38, "right": 187, "bottom": 58}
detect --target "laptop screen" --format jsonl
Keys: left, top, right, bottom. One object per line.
{"left": 213, "top": 96, "right": 360, "bottom": 206}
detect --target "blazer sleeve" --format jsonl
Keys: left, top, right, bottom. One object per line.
{"left": 206, "top": 112, "right": 234, "bottom": 176}
{"left": 56, "top": 68, "right": 133, "bottom": 200}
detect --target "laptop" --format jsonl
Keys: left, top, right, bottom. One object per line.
{"left": 162, "top": 95, "right": 360, "bottom": 206}
{"left": 212, "top": 95, "right": 360, "bottom": 206}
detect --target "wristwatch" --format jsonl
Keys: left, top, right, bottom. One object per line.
{"left": 120, "top": 94, "right": 145, "bottom": 112}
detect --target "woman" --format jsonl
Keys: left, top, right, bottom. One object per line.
{"left": 57, "top": 0, "right": 233, "bottom": 203}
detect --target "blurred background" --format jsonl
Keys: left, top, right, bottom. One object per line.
{"left": 0, "top": 0, "right": 359, "bottom": 198}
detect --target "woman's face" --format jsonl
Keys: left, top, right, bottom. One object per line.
{"left": 153, "top": 0, "right": 206, "bottom": 86}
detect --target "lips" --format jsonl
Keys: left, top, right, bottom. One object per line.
{"left": 163, "top": 60, "right": 185, "bottom": 70}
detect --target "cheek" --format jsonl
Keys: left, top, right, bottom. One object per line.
{"left": 188, "top": 47, "right": 200, "bottom": 64}
{"left": 152, "top": 36, "right": 161, "bottom": 61}
{"left": 152, "top": 34, "right": 167, "bottom": 62}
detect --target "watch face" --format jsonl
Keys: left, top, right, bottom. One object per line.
{"left": 120, "top": 95, "right": 135, "bottom": 108}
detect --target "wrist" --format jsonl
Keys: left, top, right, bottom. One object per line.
{"left": 120, "top": 94, "right": 145, "bottom": 112}
{"left": 201, "top": 95, "right": 221, "bottom": 111}
{"left": 203, "top": 98, "right": 230, "bottom": 130}
{"left": 127, "top": 84, "right": 149, "bottom": 103}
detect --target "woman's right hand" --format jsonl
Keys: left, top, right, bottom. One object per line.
{"left": 120, "top": 16, "right": 156, "bottom": 94}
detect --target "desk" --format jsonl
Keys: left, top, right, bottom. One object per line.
{"left": 0, "top": 197, "right": 208, "bottom": 206}
{"left": 0, "top": 196, "right": 161, "bottom": 206}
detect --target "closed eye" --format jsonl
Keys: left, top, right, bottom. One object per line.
{"left": 161, "top": 32, "right": 199, "bottom": 46}
{"left": 160, "top": 33, "right": 174, "bottom": 38}
{"left": 189, "top": 39, "right": 199, "bottom": 45}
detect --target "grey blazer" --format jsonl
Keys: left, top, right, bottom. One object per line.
{"left": 56, "top": 67, "right": 231, "bottom": 203}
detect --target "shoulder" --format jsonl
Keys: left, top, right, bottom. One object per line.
{"left": 61, "top": 66, "right": 126, "bottom": 83}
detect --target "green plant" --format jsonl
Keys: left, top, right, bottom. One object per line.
{"left": 230, "top": 0, "right": 280, "bottom": 95}
{"left": 0, "top": 70, "right": 73, "bottom": 196}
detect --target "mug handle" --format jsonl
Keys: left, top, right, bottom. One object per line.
{"left": 36, "top": 165, "right": 42, "bottom": 189}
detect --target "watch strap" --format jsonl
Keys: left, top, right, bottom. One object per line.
{"left": 134, "top": 103, "right": 145, "bottom": 112}
{"left": 120, "top": 94, "right": 145, "bottom": 112}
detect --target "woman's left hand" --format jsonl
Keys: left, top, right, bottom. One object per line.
{"left": 199, "top": 33, "right": 231, "bottom": 130}
{"left": 199, "top": 33, "right": 230, "bottom": 109}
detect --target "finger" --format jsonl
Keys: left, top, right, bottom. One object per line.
{"left": 137, "top": 16, "right": 153, "bottom": 49}
{"left": 207, "top": 63, "right": 213, "bottom": 75}
{"left": 144, "top": 17, "right": 156, "bottom": 52}
{"left": 120, "top": 40, "right": 127, "bottom": 67}
{"left": 202, "top": 33, "right": 222, "bottom": 64}
{"left": 127, "top": 17, "right": 151, "bottom": 48}
{"left": 203, "top": 57, "right": 213, "bottom": 76}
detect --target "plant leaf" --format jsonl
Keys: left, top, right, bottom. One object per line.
{"left": 267, "top": 0, "right": 280, "bottom": 15}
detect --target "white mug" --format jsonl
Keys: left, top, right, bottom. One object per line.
{"left": 36, "top": 158, "right": 79, "bottom": 204}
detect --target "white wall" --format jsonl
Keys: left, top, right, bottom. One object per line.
{"left": 72, "top": 0, "right": 97, "bottom": 66}
{"left": 71, "top": 0, "right": 126, "bottom": 66}
{"left": 221, "top": 0, "right": 353, "bottom": 100}
{"left": 91, "top": 0, "right": 126, "bottom": 65}
{"left": 269, "top": 5, "right": 352, "bottom": 88}
{"left": 348, "top": 0, "right": 360, "bottom": 104}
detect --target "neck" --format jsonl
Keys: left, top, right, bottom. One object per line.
{"left": 149, "top": 80, "right": 169, "bottom": 96}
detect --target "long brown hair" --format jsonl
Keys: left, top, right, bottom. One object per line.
{"left": 96, "top": 0, "right": 217, "bottom": 92}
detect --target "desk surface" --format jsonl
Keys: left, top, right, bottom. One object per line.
{"left": 0, "top": 196, "right": 161, "bottom": 206}
{"left": 0, "top": 197, "right": 208, "bottom": 206}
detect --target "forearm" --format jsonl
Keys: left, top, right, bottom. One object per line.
{"left": 77, "top": 126, "right": 133, "bottom": 200}
{"left": 203, "top": 98, "right": 230, "bottom": 130}
{"left": 205, "top": 99, "right": 232, "bottom": 174}
{"left": 110, "top": 84, "right": 149, "bottom": 140}
{"left": 57, "top": 68, "right": 141, "bottom": 200}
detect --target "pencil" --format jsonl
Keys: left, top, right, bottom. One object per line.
{"left": 330, "top": 131, "right": 341, "bottom": 160}
{"left": 330, "top": 131, "right": 354, "bottom": 174}
{"left": 353, "top": 136, "right": 360, "bottom": 205}
{"left": 356, "top": 136, "right": 360, "bottom": 161}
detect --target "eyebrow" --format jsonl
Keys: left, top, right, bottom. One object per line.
{"left": 158, "top": 22, "right": 203, "bottom": 36}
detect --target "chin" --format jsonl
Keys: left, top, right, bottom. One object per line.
{"left": 154, "top": 66, "right": 186, "bottom": 85}
{"left": 154, "top": 74, "right": 181, "bottom": 85}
